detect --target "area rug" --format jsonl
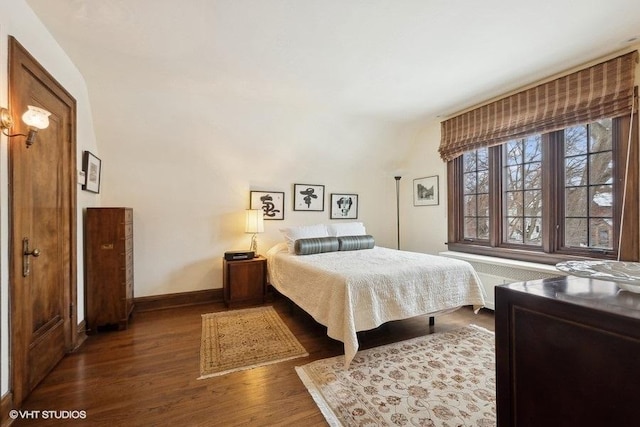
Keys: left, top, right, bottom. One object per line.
{"left": 199, "top": 306, "right": 308, "bottom": 379}
{"left": 296, "top": 325, "right": 496, "bottom": 426}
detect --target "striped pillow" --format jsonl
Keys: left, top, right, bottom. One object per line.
{"left": 338, "top": 235, "right": 375, "bottom": 251}
{"left": 294, "top": 236, "right": 339, "bottom": 255}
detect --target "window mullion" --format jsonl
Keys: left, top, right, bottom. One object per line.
{"left": 615, "top": 114, "right": 639, "bottom": 260}
{"left": 447, "top": 158, "right": 463, "bottom": 245}
{"left": 586, "top": 125, "right": 592, "bottom": 248}
{"left": 489, "top": 146, "right": 502, "bottom": 248}
{"left": 542, "top": 132, "right": 559, "bottom": 253}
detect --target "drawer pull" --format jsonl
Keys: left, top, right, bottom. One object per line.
{"left": 101, "top": 243, "right": 114, "bottom": 250}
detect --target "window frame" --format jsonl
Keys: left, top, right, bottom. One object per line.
{"left": 501, "top": 136, "right": 544, "bottom": 247}
{"left": 446, "top": 115, "right": 638, "bottom": 264}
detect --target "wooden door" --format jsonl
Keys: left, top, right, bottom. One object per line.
{"left": 8, "top": 37, "right": 77, "bottom": 406}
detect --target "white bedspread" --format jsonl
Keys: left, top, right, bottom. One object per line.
{"left": 266, "top": 243, "right": 485, "bottom": 365}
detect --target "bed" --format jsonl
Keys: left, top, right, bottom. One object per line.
{"left": 266, "top": 231, "right": 486, "bottom": 366}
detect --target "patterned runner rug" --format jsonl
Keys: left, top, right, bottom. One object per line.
{"left": 199, "top": 306, "right": 307, "bottom": 379}
{"left": 296, "top": 325, "right": 496, "bottom": 426}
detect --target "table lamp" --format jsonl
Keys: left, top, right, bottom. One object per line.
{"left": 245, "top": 209, "right": 264, "bottom": 254}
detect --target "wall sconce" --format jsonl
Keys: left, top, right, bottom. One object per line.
{"left": 245, "top": 209, "right": 264, "bottom": 254}
{"left": 1, "top": 105, "right": 51, "bottom": 148}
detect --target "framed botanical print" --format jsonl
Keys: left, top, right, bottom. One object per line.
{"left": 330, "top": 193, "right": 358, "bottom": 219}
{"left": 293, "top": 184, "right": 325, "bottom": 211}
{"left": 413, "top": 175, "right": 439, "bottom": 206}
{"left": 250, "top": 191, "right": 285, "bottom": 220}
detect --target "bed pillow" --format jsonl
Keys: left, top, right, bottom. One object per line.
{"left": 294, "top": 236, "right": 339, "bottom": 255}
{"left": 280, "top": 224, "right": 330, "bottom": 253}
{"left": 338, "top": 235, "right": 375, "bottom": 251}
{"left": 327, "top": 222, "right": 366, "bottom": 237}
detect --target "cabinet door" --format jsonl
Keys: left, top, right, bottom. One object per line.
{"left": 228, "top": 261, "right": 264, "bottom": 303}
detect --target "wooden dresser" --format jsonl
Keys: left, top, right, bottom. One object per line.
{"left": 496, "top": 276, "right": 640, "bottom": 427}
{"left": 85, "top": 207, "right": 134, "bottom": 332}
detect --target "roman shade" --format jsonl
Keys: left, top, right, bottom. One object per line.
{"left": 439, "top": 50, "right": 638, "bottom": 162}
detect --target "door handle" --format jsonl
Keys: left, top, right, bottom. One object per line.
{"left": 23, "top": 237, "right": 40, "bottom": 277}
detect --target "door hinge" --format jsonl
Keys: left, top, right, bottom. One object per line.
{"left": 69, "top": 303, "right": 74, "bottom": 318}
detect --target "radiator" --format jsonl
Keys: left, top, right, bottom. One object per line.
{"left": 440, "top": 251, "right": 566, "bottom": 310}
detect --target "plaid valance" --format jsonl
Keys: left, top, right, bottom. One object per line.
{"left": 439, "top": 50, "right": 638, "bottom": 161}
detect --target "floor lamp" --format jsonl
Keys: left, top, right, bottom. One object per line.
{"left": 394, "top": 176, "right": 401, "bottom": 249}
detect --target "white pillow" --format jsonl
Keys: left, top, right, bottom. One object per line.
{"left": 279, "top": 224, "right": 329, "bottom": 253}
{"left": 327, "top": 222, "right": 366, "bottom": 237}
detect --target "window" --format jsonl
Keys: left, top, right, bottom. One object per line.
{"left": 563, "top": 120, "right": 613, "bottom": 250}
{"left": 462, "top": 148, "right": 489, "bottom": 241}
{"left": 503, "top": 136, "right": 542, "bottom": 246}
{"left": 448, "top": 116, "right": 638, "bottom": 263}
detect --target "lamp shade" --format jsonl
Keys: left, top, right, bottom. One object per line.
{"left": 245, "top": 209, "right": 264, "bottom": 233}
{"left": 22, "top": 105, "right": 51, "bottom": 130}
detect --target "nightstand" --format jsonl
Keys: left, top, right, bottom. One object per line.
{"left": 223, "top": 255, "right": 267, "bottom": 308}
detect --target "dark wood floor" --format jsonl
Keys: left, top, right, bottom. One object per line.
{"left": 12, "top": 296, "right": 495, "bottom": 427}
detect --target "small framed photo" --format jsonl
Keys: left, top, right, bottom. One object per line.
{"left": 293, "top": 184, "right": 324, "bottom": 211}
{"left": 414, "top": 176, "right": 439, "bottom": 206}
{"left": 250, "top": 191, "right": 285, "bottom": 220}
{"left": 82, "top": 151, "right": 102, "bottom": 193}
{"left": 330, "top": 193, "right": 358, "bottom": 219}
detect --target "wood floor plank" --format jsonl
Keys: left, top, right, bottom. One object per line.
{"left": 11, "top": 297, "right": 494, "bottom": 426}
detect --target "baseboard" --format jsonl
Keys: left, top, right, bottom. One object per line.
{"left": 134, "top": 289, "right": 223, "bottom": 312}
{"left": 1, "top": 391, "right": 14, "bottom": 427}
{"left": 73, "top": 320, "right": 88, "bottom": 351}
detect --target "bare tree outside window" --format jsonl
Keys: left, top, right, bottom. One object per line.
{"left": 462, "top": 148, "right": 489, "bottom": 241}
{"left": 503, "top": 136, "right": 542, "bottom": 246}
{"left": 564, "top": 119, "right": 613, "bottom": 250}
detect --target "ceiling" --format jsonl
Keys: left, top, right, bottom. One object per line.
{"left": 25, "top": 0, "right": 640, "bottom": 123}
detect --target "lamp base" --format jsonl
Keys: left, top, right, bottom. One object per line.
{"left": 249, "top": 234, "right": 258, "bottom": 254}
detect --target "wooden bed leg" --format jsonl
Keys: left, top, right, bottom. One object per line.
{"left": 429, "top": 316, "right": 435, "bottom": 326}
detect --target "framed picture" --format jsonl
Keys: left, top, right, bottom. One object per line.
{"left": 330, "top": 193, "right": 358, "bottom": 219}
{"left": 293, "top": 184, "right": 325, "bottom": 211}
{"left": 250, "top": 191, "right": 285, "bottom": 220}
{"left": 414, "top": 176, "right": 439, "bottom": 206}
{"left": 82, "top": 151, "right": 101, "bottom": 193}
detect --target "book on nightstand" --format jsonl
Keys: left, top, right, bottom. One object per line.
{"left": 224, "top": 250, "right": 255, "bottom": 261}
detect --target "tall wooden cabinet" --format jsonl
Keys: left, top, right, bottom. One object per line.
{"left": 85, "top": 208, "right": 134, "bottom": 332}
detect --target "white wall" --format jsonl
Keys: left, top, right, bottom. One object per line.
{"left": 95, "top": 92, "right": 418, "bottom": 295}
{"left": 0, "top": 0, "right": 99, "bottom": 398}
{"left": 400, "top": 120, "right": 448, "bottom": 255}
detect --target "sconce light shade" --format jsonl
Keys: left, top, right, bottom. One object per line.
{"left": 22, "top": 106, "right": 51, "bottom": 130}
{"left": 245, "top": 209, "right": 265, "bottom": 234}
{"left": 1, "top": 105, "right": 52, "bottom": 148}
